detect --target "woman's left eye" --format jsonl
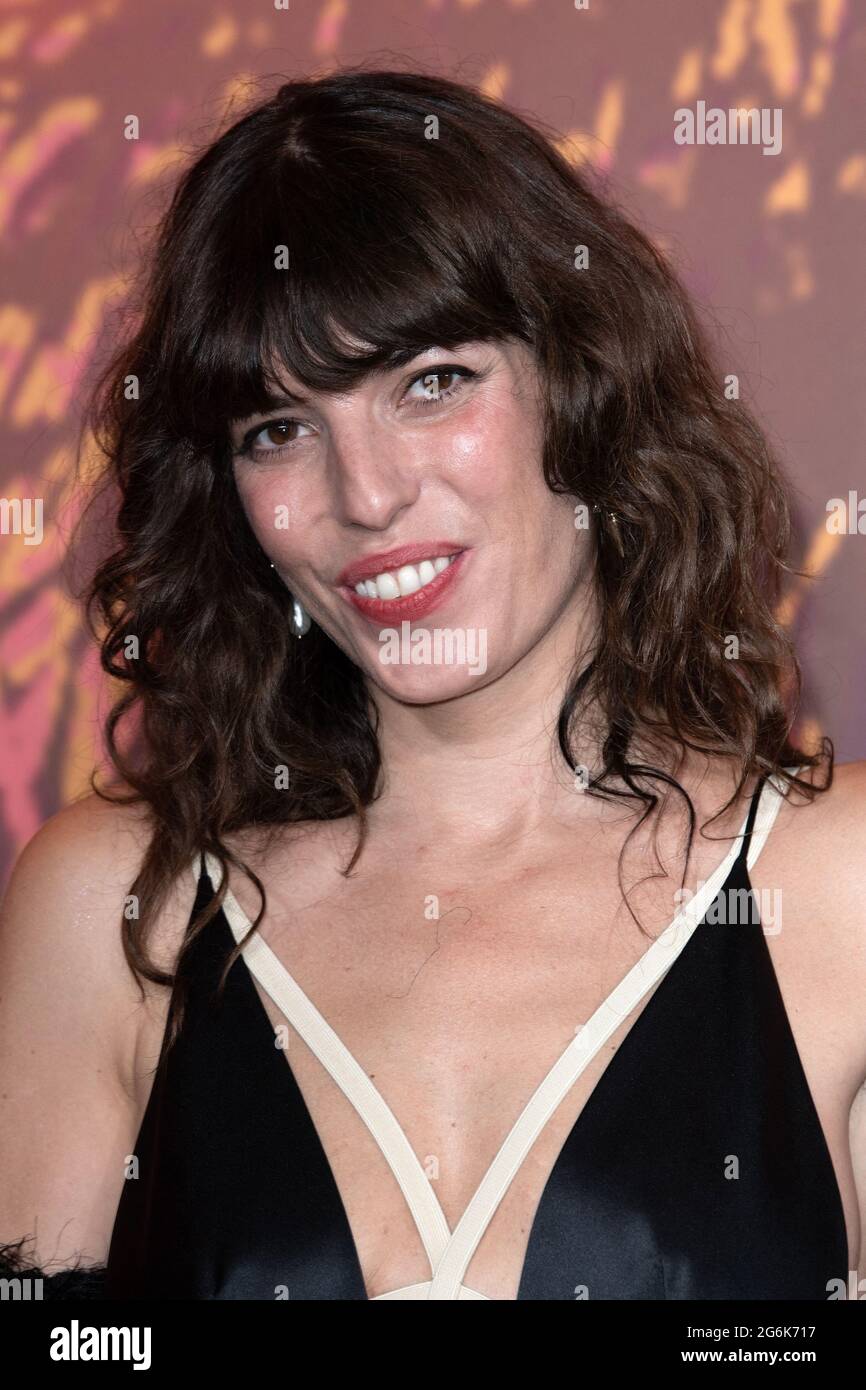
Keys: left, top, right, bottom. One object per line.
{"left": 404, "top": 365, "right": 476, "bottom": 408}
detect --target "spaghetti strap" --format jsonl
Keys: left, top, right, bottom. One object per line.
{"left": 747, "top": 767, "right": 799, "bottom": 872}
{"left": 737, "top": 764, "right": 802, "bottom": 874}
{"left": 189, "top": 848, "right": 206, "bottom": 892}
{"left": 734, "top": 772, "right": 768, "bottom": 867}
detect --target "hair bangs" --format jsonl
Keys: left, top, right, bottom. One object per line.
{"left": 173, "top": 140, "right": 528, "bottom": 454}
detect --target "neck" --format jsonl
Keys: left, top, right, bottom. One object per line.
{"left": 362, "top": 585, "right": 747, "bottom": 853}
{"left": 366, "top": 582, "right": 621, "bottom": 849}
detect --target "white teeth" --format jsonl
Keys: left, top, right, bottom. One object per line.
{"left": 375, "top": 571, "right": 400, "bottom": 600}
{"left": 352, "top": 552, "right": 456, "bottom": 601}
{"left": 395, "top": 564, "right": 421, "bottom": 594}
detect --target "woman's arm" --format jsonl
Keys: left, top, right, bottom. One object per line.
{"left": 0, "top": 796, "right": 182, "bottom": 1297}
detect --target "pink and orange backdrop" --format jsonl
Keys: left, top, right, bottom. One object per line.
{"left": 1, "top": 0, "right": 864, "bottom": 884}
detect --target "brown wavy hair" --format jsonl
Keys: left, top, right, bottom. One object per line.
{"left": 72, "top": 65, "right": 831, "bottom": 1052}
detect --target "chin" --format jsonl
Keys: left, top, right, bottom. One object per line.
{"left": 369, "top": 661, "right": 494, "bottom": 705}
{"left": 355, "top": 615, "right": 493, "bottom": 701}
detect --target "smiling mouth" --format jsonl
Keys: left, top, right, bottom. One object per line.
{"left": 338, "top": 548, "right": 468, "bottom": 622}
{"left": 350, "top": 552, "right": 457, "bottom": 601}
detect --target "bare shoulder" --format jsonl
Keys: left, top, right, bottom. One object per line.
{"left": 4, "top": 788, "right": 154, "bottom": 903}
{"left": 0, "top": 790, "right": 198, "bottom": 1078}
{"left": 751, "top": 758, "right": 866, "bottom": 1084}
{"left": 2, "top": 788, "right": 198, "bottom": 955}
{"left": 795, "top": 756, "right": 866, "bottom": 828}
{"left": 1, "top": 790, "right": 153, "bottom": 983}
{"left": 763, "top": 759, "right": 866, "bottom": 910}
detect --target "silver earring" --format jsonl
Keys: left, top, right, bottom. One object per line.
{"left": 290, "top": 596, "right": 311, "bottom": 638}
{"left": 269, "top": 562, "right": 311, "bottom": 637}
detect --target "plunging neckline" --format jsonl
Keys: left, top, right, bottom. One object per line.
{"left": 197, "top": 782, "right": 777, "bottom": 1301}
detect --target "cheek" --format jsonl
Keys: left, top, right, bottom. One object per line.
{"left": 447, "top": 412, "right": 579, "bottom": 583}
{"left": 442, "top": 427, "right": 498, "bottom": 491}
{"left": 234, "top": 469, "right": 312, "bottom": 556}
{"left": 436, "top": 397, "right": 541, "bottom": 503}
{"left": 436, "top": 398, "right": 557, "bottom": 542}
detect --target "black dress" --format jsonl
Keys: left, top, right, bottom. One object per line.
{"left": 99, "top": 770, "right": 849, "bottom": 1299}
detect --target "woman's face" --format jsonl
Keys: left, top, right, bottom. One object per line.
{"left": 230, "top": 337, "right": 592, "bottom": 704}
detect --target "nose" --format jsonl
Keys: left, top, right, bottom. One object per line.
{"left": 326, "top": 418, "right": 422, "bottom": 532}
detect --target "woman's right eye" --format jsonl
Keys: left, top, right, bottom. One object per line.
{"left": 235, "top": 418, "right": 313, "bottom": 460}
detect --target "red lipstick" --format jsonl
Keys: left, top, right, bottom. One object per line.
{"left": 336, "top": 541, "right": 464, "bottom": 589}
{"left": 336, "top": 543, "right": 469, "bottom": 623}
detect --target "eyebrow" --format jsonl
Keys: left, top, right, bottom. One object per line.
{"left": 231, "top": 344, "right": 474, "bottom": 430}
{"left": 258, "top": 389, "right": 308, "bottom": 410}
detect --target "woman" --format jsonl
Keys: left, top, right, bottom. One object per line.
{"left": 1, "top": 67, "right": 864, "bottom": 1302}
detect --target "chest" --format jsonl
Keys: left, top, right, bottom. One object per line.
{"left": 208, "top": 843, "right": 857, "bottom": 1297}
{"left": 117, "top": 808, "right": 864, "bottom": 1303}
{"left": 236, "top": 857, "right": 637, "bottom": 1296}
